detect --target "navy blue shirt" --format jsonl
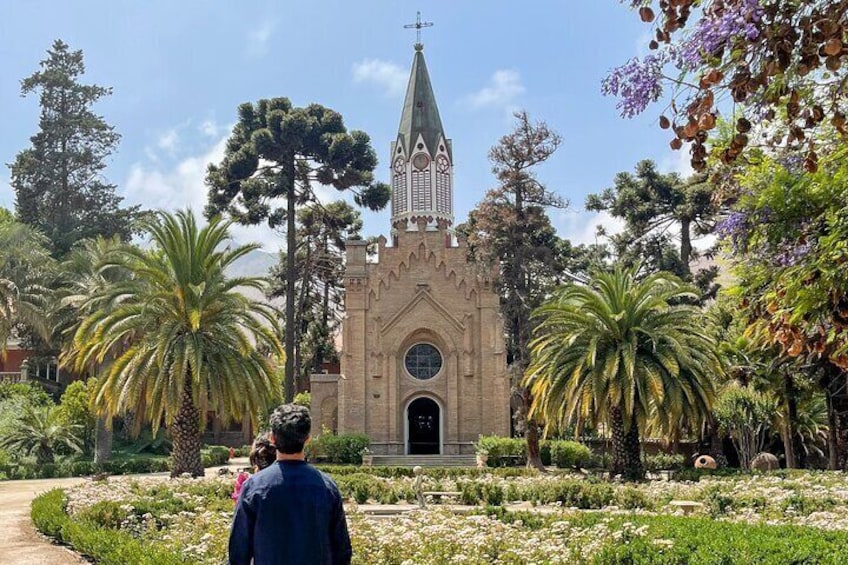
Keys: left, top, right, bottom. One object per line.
{"left": 228, "top": 460, "right": 351, "bottom": 565}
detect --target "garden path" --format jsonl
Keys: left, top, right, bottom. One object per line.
{"left": 0, "top": 459, "right": 249, "bottom": 564}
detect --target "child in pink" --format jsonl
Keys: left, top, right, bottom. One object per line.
{"left": 232, "top": 437, "right": 277, "bottom": 501}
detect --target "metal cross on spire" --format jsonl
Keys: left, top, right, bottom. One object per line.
{"left": 404, "top": 11, "right": 433, "bottom": 49}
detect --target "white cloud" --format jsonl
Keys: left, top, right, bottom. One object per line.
{"left": 199, "top": 119, "right": 219, "bottom": 138}
{"left": 661, "top": 147, "right": 694, "bottom": 177}
{"left": 123, "top": 136, "right": 283, "bottom": 251}
{"left": 466, "top": 69, "right": 526, "bottom": 110}
{"left": 351, "top": 59, "right": 408, "bottom": 97}
{"left": 157, "top": 128, "right": 179, "bottom": 153}
{"left": 246, "top": 21, "right": 276, "bottom": 58}
{"left": 557, "top": 210, "right": 625, "bottom": 246}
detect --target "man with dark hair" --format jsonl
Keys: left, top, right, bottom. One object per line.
{"left": 229, "top": 404, "right": 352, "bottom": 565}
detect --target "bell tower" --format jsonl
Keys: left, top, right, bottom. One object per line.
{"left": 390, "top": 41, "right": 454, "bottom": 235}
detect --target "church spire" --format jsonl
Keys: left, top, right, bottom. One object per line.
{"left": 390, "top": 42, "right": 454, "bottom": 231}
{"left": 396, "top": 45, "right": 448, "bottom": 160}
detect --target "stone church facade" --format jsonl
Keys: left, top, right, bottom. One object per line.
{"left": 311, "top": 43, "right": 511, "bottom": 455}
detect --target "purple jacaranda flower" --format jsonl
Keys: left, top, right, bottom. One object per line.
{"left": 602, "top": 53, "right": 668, "bottom": 118}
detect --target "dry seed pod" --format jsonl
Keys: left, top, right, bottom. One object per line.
{"left": 639, "top": 6, "right": 655, "bottom": 22}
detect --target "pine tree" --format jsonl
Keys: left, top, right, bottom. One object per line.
{"left": 9, "top": 39, "right": 141, "bottom": 258}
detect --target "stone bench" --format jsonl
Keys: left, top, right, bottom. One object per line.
{"left": 669, "top": 500, "right": 704, "bottom": 515}
{"left": 423, "top": 491, "right": 462, "bottom": 501}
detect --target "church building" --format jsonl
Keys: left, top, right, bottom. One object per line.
{"left": 310, "top": 41, "right": 511, "bottom": 455}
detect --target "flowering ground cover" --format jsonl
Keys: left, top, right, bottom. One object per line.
{"left": 31, "top": 470, "right": 848, "bottom": 564}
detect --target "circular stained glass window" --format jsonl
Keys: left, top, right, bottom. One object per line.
{"left": 404, "top": 344, "right": 443, "bottom": 380}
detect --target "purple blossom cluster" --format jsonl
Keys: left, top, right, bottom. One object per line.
{"left": 775, "top": 241, "right": 812, "bottom": 267}
{"left": 678, "top": 0, "right": 765, "bottom": 70}
{"left": 716, "top": 210, "right": 751, "bottom": 252}
{"left": 602, "top": 53, "right": 667, "bottom": 118}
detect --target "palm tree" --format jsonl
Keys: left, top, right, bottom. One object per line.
{"left": 67, "top": 211, "right": 283, "bottom": 476}
{"left": 525, "top": 268, "right": 720, "bottom": 480}
{"left": 56, "top": 237, "right": 129, "bottom": 464}
{"left": 0, "top": 216, "right": 53, "bottom": 355}
{"left": 0, "top": 404, "right": 83, "bottom": 464}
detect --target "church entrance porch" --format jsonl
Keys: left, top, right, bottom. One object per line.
{"left": 406, "top": 397, "right": 441, "bottom": 454}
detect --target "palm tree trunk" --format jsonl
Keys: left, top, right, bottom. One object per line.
{"left": 609, "top": 405, "right": 626, "bottom": 479}
{"left": 171, "top": 378, "right": 204, "bottom": 477}
{"left": 623, "top": 411, "right": 645, "bottom": 481}
{"left": 93, "top": 415, "right": 112, "bottom": 464}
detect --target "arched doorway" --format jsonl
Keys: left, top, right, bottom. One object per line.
{"left": 406, "top": 397, "right": 440, "bottom": 454}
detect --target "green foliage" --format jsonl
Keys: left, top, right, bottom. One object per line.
{"left": 587, "top": 161, "right": 719, "bottom": 290}
{"left": 643, "top": 453, "right": 686, "bottom": 472}
{"left": 308, "top": 431, "right": 369, "bottom": 464}
{"left": 713, "top": 384, "right": 778, "bottom": 470}
{"left": 0, "top": 404, "right": 83, "bottom": 464}
{"left": 268, "top": 201, "right": 362, "bottom": 389}
{"left": 57, "top": 380, "right": 95, "bottom": 453}
{"left": 293, "top": 391, "right": 311, "bottom": 407}
{"left": 527, "top": 267, "right": 722, "bottom": 480}
{"left": 206, "top": 97, "right": 390, "bottom": 401}
{"left": 31, "top": 489, "right": 184, "bottom": 565}
{"left": 588, "top": 513, "right": 848, "bottom": 565}
{"left": 9, "top": 40, "right": 141, "bottom": 257}
{"left": 475, "top": 436, "right": 527, "bottom": 466}
{"left": 66, "top": 211, "right": 284, "bottom": 476}
{"left": 0, "top": 382, "right": 52, "bottom": 405}
{"left": 0, "top": 218, "right": 54, "bottom": 349}
{"left": 200, "top": 446, "right": 230, "bottom": 467}
{"left": 550, "top": 440, "right": 593, "bottom": 469}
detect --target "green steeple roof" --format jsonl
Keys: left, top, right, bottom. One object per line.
{"left": 397, "top": 46, "right": 449, "bottom": 159}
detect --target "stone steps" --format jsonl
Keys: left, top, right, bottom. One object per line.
{"left": 367, "top": 454, "right": 477, "bottom": 467}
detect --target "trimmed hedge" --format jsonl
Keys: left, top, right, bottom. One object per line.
{"left": 1, "top": 447, "right": 230, "bottom": 480}
{"left": 308, "top": 433, "right": 370, "bottom": 464}
{"left": 476, "top": 436, "right": 595, "bottom": 468}
{"left": 644, "top": 452, "right": 686, "bottom": 472}
{"left": 31, "top": 489, "right": 185, "bottom": 565}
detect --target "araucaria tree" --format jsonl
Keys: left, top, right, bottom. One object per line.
{"left": 525, "top": 268, "right": 720, "bottom": 480}
{"left": 586, "top": 160, "right": 719, "bottom": 294}
{"left": 9, "top": 40, "right": 141, "bottom": 257}
{"left": 67, "top": 211, "right": 283, "bottom": 476}
{"left": 460, "top": 111, "right": 569, "bottom": 470}
{"left": 206, "top": 98, "right": 390, "bottom": 402}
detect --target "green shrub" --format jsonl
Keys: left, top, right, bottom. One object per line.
{"left": 308, "top": 432, "right": 369, "bottom": 464}
{"left": 31, "top": 488, "right": 185, "bottom": 565}
{"left": 57, "top": 380, "right": 95, "bottom": 453}
{"left": 549, "top": 441, "right": 593, "bottom": 469}
{"left": 201, "top": 445, "right": 230, "bottom": 467}
{"left": 644, "top": 452, "right": 686, "bottom": 472}
{"left": 475, "top": 436, "right": 526, "bottom": 466}
{"left": 76, "top": 500, "right": 126, "bottom": 529}
{"left": 233, "top": 445, "right": 251, "bottom": 457}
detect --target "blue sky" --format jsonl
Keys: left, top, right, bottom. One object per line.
{"left": 0, "top": 1, "right": 692, "bottom": 250}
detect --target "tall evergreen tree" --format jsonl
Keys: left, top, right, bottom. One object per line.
{"left": 206, "top": 98, "right": 390, "bottom": 402}
{"left": 267, "top": 200, "right": 362, "bottom": 390}
{"left": 9, "top": 40, "right": 140, "bottom": 258}
{"left": 459, "top": 111, "right": 570, "bottom": 470}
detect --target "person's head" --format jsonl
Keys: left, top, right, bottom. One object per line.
{"left": 269, "top": 404, "right": 312, "bottom": 454}
{"left": 249, "top": 436, "right": 277, "bottom": 471}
